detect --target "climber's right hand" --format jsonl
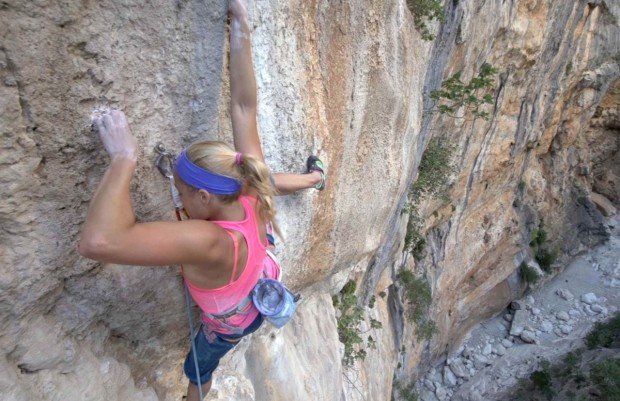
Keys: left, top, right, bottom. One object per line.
{"left": 92, "top": 109, "right": 138, "bottom": 162}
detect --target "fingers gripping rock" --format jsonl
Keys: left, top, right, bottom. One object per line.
{"left": 91, "top": 108, "right": 137, "bottom": 162}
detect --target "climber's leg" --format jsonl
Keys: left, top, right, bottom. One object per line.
{"left": 183, "top": 329, "right": 237, "bottom": 400}
{"left": 186, "top": 380, "right": 212, "bottom": 401}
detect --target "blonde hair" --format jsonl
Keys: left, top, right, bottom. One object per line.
{"left": 184, "top": 140, "right": 281, "bottom": 238}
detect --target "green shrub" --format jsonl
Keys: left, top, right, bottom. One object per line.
{"left": 333, "top": 281, "right": 365, "bottom": 367}
{"left": 406, "top": 0, "right": 444, "bottom": 41}
{"left": 403, "top": 207, "right": 426, "bottom": 259}
{"left": 396, "top": 271, "right": 436, "bottom": 340}
{"left": 417, "top": 320, "right": 437, "bottom": 341}
{"left": 586, "top": 313, "right": 620, "bottom": 349}
{"left": 430, "top": 63, "right": 498, "bottom": 120}
{"left": 520, "top": 261, "right": 540, "bottom": 285}
{"left": 409, "top": 136, "right": 456, "bottom": 203}
{"left": 536, "top": 248, "right": 558, "bottom": 272}
{"left": 397, "top": 271, "right": 432, "bottom": 322}
{"left": 530, "top": 360, "right": 554, "bottom": 399}
{"left": 333, "top": 281, "right": 383, "bottom": 367}
{"left": 507, "top": 347, "right": 619, "bottom": 401}
{"left": 529, "top": 222, "right": 558, "bottom": 273}
{"left": 403, "top": 135, "right": 456, "bottom": 259}
{"left": 557, "top": 351, "right": 582, "bottom": 378}
{"left": 590, "top": 359, "right": 620, "bottom": 401}
{"left": 530, "top": 227, "right": 548, "bottom": 247}
{"left": 393, "top": 380, "right": 418, "bottom": 401}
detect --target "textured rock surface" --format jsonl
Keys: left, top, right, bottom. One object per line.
{"left": 0, "top": 0, "right": 618, "bottom": 400}
{"left": 394, "top": 0, "right": 620, "bottom": 385}
{"left": 416, "top": 217, "right": 620, "bottom": 401}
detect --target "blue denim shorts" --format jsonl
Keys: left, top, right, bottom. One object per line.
{"left": 183, "top": 314, "right": 263, "bottom": 385}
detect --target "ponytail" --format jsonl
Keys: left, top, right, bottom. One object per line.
{"left": 237, "top": 153, "right": 282, "bottom": 238}
{"left": 185, "top": 140, "right": 282, "bottom": 238}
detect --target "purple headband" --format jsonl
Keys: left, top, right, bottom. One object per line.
{"left": 174, "top": 150, "right": 242, "bottom": 195}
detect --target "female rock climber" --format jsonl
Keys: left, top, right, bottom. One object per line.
{"left": 79, "top": 1, "right": 324, "bottom": 399}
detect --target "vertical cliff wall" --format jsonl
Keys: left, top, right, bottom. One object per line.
{"left": 386, "top": 0, "right": 620, "bottom": 390}
{"left": 0, "top": 0, "right": 618, "bottom": 400}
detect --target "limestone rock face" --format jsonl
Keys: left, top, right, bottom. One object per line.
{"left": 0, "top": 0, "right": 618, "bottom": 400}
{"left": 391, "top": 0, "right": 619, "bottom": 385}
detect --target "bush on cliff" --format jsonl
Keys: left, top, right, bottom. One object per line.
{"left": 586, "top": 313, "right": 620, "bottom": 349}
{"left": 529, "top": 222, "right": 558, "bottom": 272}
{"left": 406, "top": 0, "right": 444, "bottom": 41}
{"left": 520, "top": 261, "right": 541, "bottom": 286}
{"left": 403, "top": 135, "right": 456, "bottom": 259}
{"left": 430, "top": 63, "right": 498, "bottom": 121}
{"left": 397, "top": 271, "right": 436, "bottom": 340}
{"left": 332, "top": 281, "right": 383, "bottom": 368}
{"left": 590, "top": 359, "right": 620, "bottom": 401}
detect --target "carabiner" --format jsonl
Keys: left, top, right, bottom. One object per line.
{"left": 154, "top": 142, "right": 176, "bottom": 178}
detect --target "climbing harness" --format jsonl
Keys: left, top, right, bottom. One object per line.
{"left": 154, "top": 143, "right": 204, "bottom": 400}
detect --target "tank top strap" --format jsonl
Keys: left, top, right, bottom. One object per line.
{"left": 238, "top": 196, "right": 264, "bottom": 247}
{"left": 224, "top": 229, "right": 239, "bottom": 285}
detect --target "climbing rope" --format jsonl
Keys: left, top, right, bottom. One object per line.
{"left": 154, "top": 143, "right": 204, "bottom": 401}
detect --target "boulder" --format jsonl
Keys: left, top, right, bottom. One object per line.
{"left": 520, "top": 330, "right": 536, "bottom": 343}
{"left": 420, "top": 389, "right": 440, "bottom": 401}
{"left": 435, "top": 385, "right": 447, "bottom": 401}
{"left": 473, "top": 354, "right": 492, "bottom": 369}
{"left": 568, "top": 309, "right": 581, "bottom": 318}
{"left": 584, "top": 305, "right": 598, "bottom": 316}
{"left": 556, "top": 289, "right": 575, "bottom": 300}
{"left": 591, "top": 192, "right": 617, "bottom": 216}
{"left": 443, "top": 366, "right": 457, "bottom": 387}
{"left": 540, "top": 320, "right": 554, "bottom": 333}
{"left": 470, "top": 390, "right": 483, "bottom": 401}
{"left": 509, "top": 310, "right": 529, "bottom": 336}
{"left": 581, "top": 293, "right": 598, "bottom": 304}
{"left": 449, "top": 359, "right": 469, "bottom": 378}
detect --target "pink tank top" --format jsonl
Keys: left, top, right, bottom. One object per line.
{"left": 182, "top": 195, "right": 280, "bottom": 335}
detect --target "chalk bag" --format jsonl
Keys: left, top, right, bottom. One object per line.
{"left": 252, "top": 278, "right": 299, "bottom": 328}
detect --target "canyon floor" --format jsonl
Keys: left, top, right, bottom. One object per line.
{"left": 417, "top": 214, "right": 620, "bottom": 401}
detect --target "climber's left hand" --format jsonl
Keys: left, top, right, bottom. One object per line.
{"left": 92, "top": 109, "right": 138, "bottom": 162}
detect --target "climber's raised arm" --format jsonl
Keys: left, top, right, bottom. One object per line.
{"left": 79, "top": 110, "right": 220, "bottom": 267}
{"left": 227, "top": 0, "right": 327, "bottom": 196}
{"left": 228, "top": 0, "right": 264, "bottom": 163}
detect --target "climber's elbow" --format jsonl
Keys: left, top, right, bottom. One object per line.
{"left": 78, "top": 233, "right": 112, "bottom": 261}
